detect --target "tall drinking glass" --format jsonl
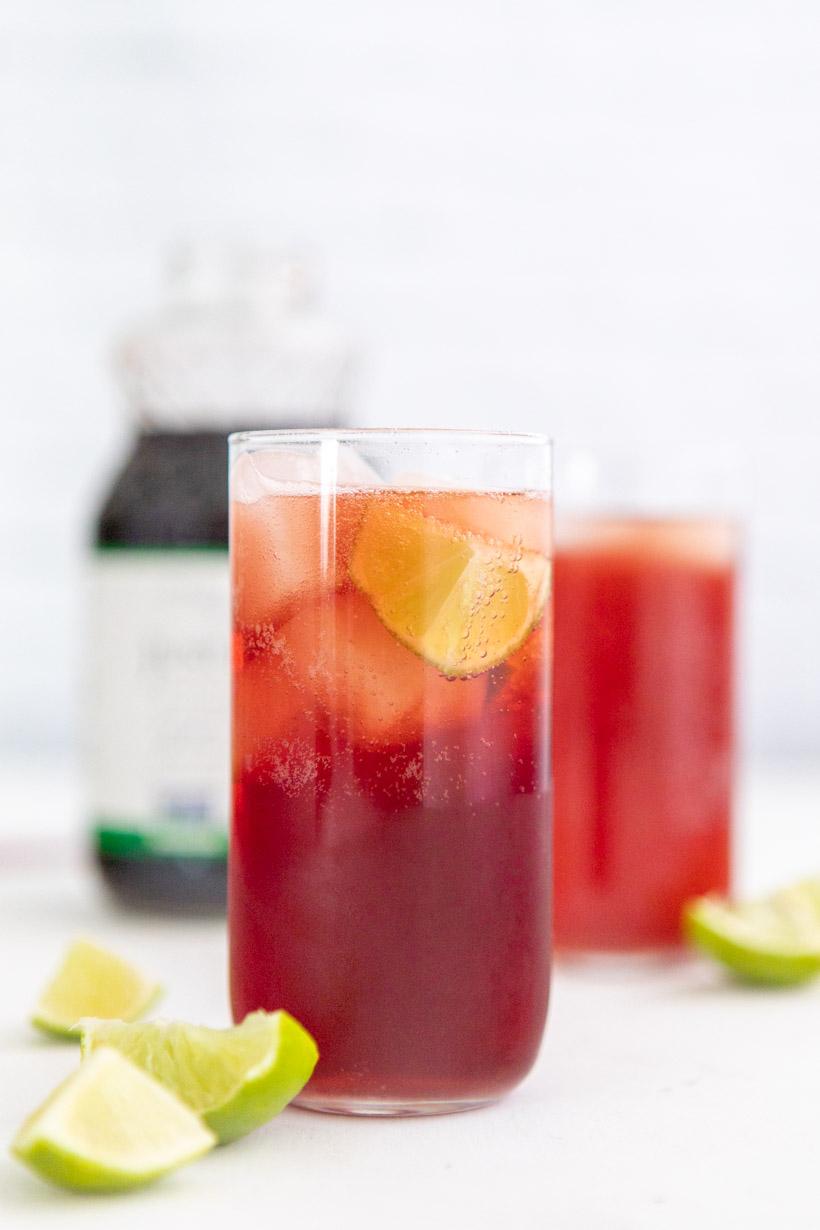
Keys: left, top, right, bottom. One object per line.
{"left": 553, "top": 449, "right": 739, "bottom": 951}
{"left": 229, "top": 430, "right": 552, "bottom": 1115}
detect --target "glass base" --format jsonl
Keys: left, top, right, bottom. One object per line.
{"left": 294, "top": 1093, "right": 498, "bottom": 1118}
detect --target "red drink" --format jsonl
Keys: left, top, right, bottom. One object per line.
{"left": 229, "top": 438, "right": 551, "bottom": 1114}
{"left": 553, "top": 518, "right": 736, "bottom": 950}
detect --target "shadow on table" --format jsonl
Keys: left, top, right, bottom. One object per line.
{"left": 0, "top": 1157, "right": 198, "bottom": 1215}
{"left": 661, "top": 968, "right": 819, "bottom": 999}
{"left": 0, "top": 1024, "right": 78, "bottom": 1050}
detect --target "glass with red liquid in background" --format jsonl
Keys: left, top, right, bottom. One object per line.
{"left": 229, "top": 430, "right": 552, "bottom": 1115}
{"left": 553, "top": 514, "right": 737, "bottom": 951}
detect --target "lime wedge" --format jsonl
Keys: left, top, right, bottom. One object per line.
{"left": 80, "top": 1010, "right": 319, "bottom": 1143}
{"left": 32, "top": 938, "right": 162, "bottom": 1038}
{"left": 685, "top": 879, "right": 820, "bottom": 985}
{"left": 350, "top": 500, "right": 550, "bottom": 677}
{"left": 11, "top": 1047, "right": 215, "bottom": 1192}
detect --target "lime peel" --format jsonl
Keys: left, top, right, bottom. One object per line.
{"left": 685, "top": 879, "right": 820, "bottom": 985}
{"left": 80, "top": 1010, "right": 319, "bottom": 1143}
{"left": 11, "top": 1047, "right": 215, "bottom": 1192}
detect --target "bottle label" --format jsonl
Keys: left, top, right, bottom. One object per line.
{"left": 87, "top": 549, "right": 229, "bottom": 861}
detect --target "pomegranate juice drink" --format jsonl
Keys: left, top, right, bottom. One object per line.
{"left": 553, "top": 518, "right": 736, "bottom": 950}
{"left": 229, "top": 431, "right": 552, "bottom": 1114}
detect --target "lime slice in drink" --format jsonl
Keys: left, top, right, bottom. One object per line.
{"left": 685, "top": 880, "right": 820, "bottom": 985}
{"left": 32, "top": 938, "right": 162, "bottom": 1038}
{"left": 349, "top": 501, "right": 550, "bottom": 677}
{"left": 80, "top": 1010, "right": 319, "bottom": 1143}
{"left": 11, "top": 1047, "right": 215, "bottom": 1192}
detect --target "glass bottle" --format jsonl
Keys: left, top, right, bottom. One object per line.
{"left": 87, "top": 242, "right": 351, "bottom": 911}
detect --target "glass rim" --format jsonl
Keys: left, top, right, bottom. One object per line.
{"left": 229, "top": 427, "right": 552, "bottom": 449}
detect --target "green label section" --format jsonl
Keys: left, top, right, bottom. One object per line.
{"left": 94, "top": 822, "right": 228, "bottom": 861}
{"left": 93, "top": 544, "right": 228, "bottom": 555}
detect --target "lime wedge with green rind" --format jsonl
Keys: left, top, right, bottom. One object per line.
{"left": 685, "top": 879, "right": 820, "bottom": 985}
{"left": 11, "top": 1047, "right": 215, "bottom": 1192}
{"left": 80, "top": 1010, "right": 319, "bottom": 1143}
{"left": 350, "top": 500, "right": 550, "bottom": 678}
{"left": 32, "top": 938, "right": 162, "bottom": 1038}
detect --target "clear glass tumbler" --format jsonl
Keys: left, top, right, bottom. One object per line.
{"left": 552, "top": 448, "right": 739, "bottom": 951}
{"left": 229, "top": 430, "right": 552, "bottom": 1115}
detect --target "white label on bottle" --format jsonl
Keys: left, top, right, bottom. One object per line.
{"left": 87, "top": 550, "right": 230, "bottom": 857}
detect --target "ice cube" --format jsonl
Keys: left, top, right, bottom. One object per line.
{"left": 278, "top": 592, "right": 489, "bottom": 745}
{"left": 231, "top": 444, "right": 382, "bottom": 503}
{"left": 418, "top": 492, "right": 552, "bottom": 554}
{"left": 421, "top": 665, "right": 488, "bottom": 732}
{"left": 492, "top": 620, "right": 550, "bottom": 715}
{"left": 232, "top": 645, "right": 316, "bottom": 775}
{"left": 278, "top": 592, "right": 422, "bottom": 742}
{"left": 232, "top": 487, "right": 374, "bottom": 627}
{"left": 232, "top": 493, "right": 324, "bottom": 626}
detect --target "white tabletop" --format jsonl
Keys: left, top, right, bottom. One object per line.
{"left": 1, "top": 760, "right": 818, "bottom": 1229}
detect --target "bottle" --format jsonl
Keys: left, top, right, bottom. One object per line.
{"left": 87, "top": 241, "right": 351, "bottom": 911}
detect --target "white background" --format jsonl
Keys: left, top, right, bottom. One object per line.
{"left": 2, "top": 1, "right": 819, "bottom": 767}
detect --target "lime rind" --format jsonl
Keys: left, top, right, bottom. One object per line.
{"left": 12, "top": 1136, "right": 160, "bottom": 1193}
{"left": 11, "top": 1048, "right": 215, "bottom": 1192}
{"left": 80, "top": 1010, "right": 319, "bottom": 1143}
{"left": 685, "top": 880, "right": 820, "bottom": 986}
{"left": 31, "top": 938, "right": 163, "bottom": 1039}
{"left": 204, "top": 1012, "right": 318, "bottom": 1142}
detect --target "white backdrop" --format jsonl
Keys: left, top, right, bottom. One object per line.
{"left": 1, "top": 1, "right": 818, "bottom": 760}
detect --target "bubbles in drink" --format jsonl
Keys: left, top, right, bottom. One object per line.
{"left": 231, "top": 475, "right": 553, "bottom": 1106}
